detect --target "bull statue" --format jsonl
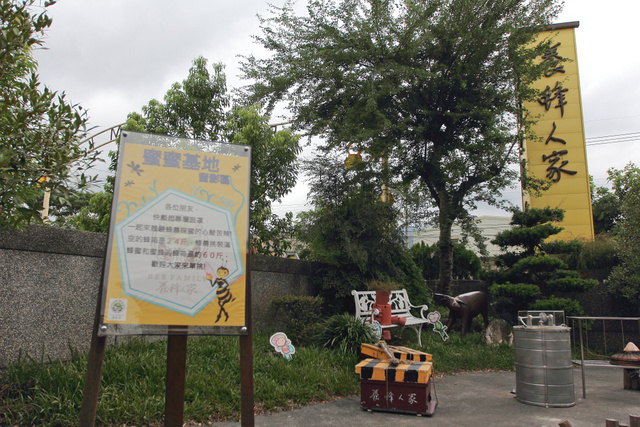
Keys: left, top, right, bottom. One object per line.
{"left": 434, "top": 291, "right": 488, "bottom": 337}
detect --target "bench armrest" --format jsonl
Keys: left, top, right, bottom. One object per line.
{"left": 408, "top": 302, "right": 430, "bottom": 321}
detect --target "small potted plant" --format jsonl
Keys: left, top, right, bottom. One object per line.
{"left": 367, "top": 279, "right": 403, "bottom": 305}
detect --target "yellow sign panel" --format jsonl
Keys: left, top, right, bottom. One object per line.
{"left": 100, "top": 131, "right": 251, "bottom": 334}
{"left": 522, "top": 23, "right": 594, "bottom": 242}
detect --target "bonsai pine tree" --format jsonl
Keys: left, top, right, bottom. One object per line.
{"left": 485, "top": 207, "right": 597, "bottom": 320}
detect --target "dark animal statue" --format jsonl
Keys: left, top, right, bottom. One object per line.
{"left": 435, "top": 291, "right": 488, "bottom": 337}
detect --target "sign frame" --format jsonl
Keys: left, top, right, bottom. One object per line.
{"left": 98, "top": 130, "right": 252, "bottom": 336}
{"left": 81, "top": 130, "right": 255, "bottom": 426}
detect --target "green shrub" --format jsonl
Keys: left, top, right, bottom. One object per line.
{"left": 316, "top": 266, "right": 369, "bottom": 315}
{"left": 530, "top": 295, "right": 585, "bottom": 317}
{"left": 490, "top": 282, "right": 541, "bottom": 302}
{"left": 409, "top": 242, "right": 439, "bottom": 280}
{"left": 546, "top": 276, "right": 598, "bottom": 293}
{"left": 540, "top": 240, "right": 583, "bottom": 269}
{"left": 541, "top": 240, "right": 584, "bottom": 255}
{"left": 510, "top": 255, "right": 566, "bottom": 274}
{"left": 452, "top": 244, "right": 483, "bottom": 279}
{"left": 271, "top": 295, "right": 324, "bottom": 345}
{"left": 577, "top": 234, "right": 619, "bottom": 271}
{"left": 490, "top": 282, "right": 541, "bottom": 321}
{"left": 314, "top": 253, "right": 428, "bottom": 316}
{"left": 316, "top": 313, "right": 378, "bottom": 354}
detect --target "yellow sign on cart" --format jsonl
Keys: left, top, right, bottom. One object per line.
{"left": 99, "top": 131, "right": 251, "bottom": 335}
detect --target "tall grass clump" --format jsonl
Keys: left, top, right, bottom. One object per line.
{"left": 317, "top": 313, "right": 379, "bottom": 354}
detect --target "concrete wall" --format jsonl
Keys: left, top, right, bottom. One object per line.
{"left": 0, "top": 227, "right": 322, "bottom": 367}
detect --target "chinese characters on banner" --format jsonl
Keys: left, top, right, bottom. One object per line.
{"left": 522, "top": 22, "right": 595, "bottom": 241}
{"left": 100, "top": 132, "right": 251, "bottom": 331}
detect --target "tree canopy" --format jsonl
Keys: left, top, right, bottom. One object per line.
{"left": 606, "top": 163, "right": 640, "bottom": 307}
{"left": 591, "top": 163, "right": 640, "bottom": 235}
{"left": 1, "top": 0, "right": 98, "bottom": 229}
{"left": 139, "top": 56, "right": 228, "bottom": 146}
{"left": 241, "top": 0, "right": 563, "bottom": 292}
{"left": 120, "top": 56, "right": 302, "bottom": 254}
{"left": 293, "top": 151, "right": 426, "bottom": 313}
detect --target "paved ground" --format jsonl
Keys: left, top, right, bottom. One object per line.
{"left": 211, "top": 367, "right": 640, "bottom": 427}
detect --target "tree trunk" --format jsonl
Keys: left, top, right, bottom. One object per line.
{"left": 437, "top": 210, "right": 455, "bottom": 295}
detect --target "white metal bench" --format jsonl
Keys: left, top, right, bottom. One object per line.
{"left": 351, "top": 289, "right": 430, "bottom": 346}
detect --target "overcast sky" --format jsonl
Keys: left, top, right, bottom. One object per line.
{"left": 32, "top": 0, "right": 640, "bottom": 218}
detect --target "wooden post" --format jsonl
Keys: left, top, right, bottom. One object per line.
{"left": 80, "top": 276, "right": 108, "bottom": 427}
{"left": 79, "top": 327, "right": 107, "bottom": 426}
{"left": 165, "top": 328, "right": 188, "bottom": 427}
{"left": 240, "top": 252, "right": 254, "bottom": 426}
{"left": 606, "top": 419, "right": 620, "bottom": 427}
{"left": 624, "top": 369, "right": 640, "bottom": 391}
{"left": 629, "top": 415, "right": 640, "bottom": 427}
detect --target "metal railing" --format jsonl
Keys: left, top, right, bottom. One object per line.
{"left": 567, "top": 316, "right": 640, "bottom": 399}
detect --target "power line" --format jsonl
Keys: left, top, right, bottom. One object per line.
{"left": 586, "top": 131, "right": 640, "bottom": 141}
{"left": 585, "top": 132, "right": 640, "bottom": 147}
{"left": 585, "top": 114, "right": 640, "bottom": 123}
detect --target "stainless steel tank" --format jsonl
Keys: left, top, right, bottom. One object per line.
{"left": 513, "top": 311, "right": 575, "bottom": 407}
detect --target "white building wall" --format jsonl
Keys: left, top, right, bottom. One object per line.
{"left": 412, "top": 215, "right": 512, "bottom": 257}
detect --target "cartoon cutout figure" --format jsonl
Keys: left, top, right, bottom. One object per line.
{"left": 426, "top": 311, "right": 449, "bottom": 341}
{"left": 369, "top": 319, "right": 382, "bottom": 340}
{"left": 204, "top": 263, "right": 236, "bottom": 323}
{"left": 270, "top": 332, "right": 296, "bottom": 360}
{"left": 369, "top": 308, "right": 382, "bottom": 340}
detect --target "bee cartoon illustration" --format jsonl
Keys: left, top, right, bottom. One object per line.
{"left": 204, "top": 263, "right": 236, "bottom": 323}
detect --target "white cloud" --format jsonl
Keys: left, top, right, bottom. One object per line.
{"left": 30, "top": 0, "right": 640, "bottom": 218}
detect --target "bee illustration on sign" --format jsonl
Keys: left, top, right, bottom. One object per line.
{"left": 204, "top": 262, "right": 236, "bottom": 323}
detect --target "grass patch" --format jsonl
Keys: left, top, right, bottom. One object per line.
{"left": 0, "top": 333, "right": 359, "bottom": 426}
{"left": 1, "top": 329, "right": 513, "bottom": 426}
{"left": 412, "top": 329, "right": 515, "bottom": 374}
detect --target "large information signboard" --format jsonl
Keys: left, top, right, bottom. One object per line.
{"left": 99, "top": 131, "right": 251, "bottom": 336}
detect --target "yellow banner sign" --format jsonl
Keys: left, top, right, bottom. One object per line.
{"left": 522, "top": 23, "right": 594, "bottom": 241}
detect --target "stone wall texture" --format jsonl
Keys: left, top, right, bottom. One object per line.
{"left": 0, "top": 227, "right": 322, "bottom": 367}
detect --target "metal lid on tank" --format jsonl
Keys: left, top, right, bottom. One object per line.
{"left": 517, "top": 310, "right": 566, "bottom": 328}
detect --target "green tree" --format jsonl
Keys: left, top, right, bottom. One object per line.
{"left": 1, "top": 0, "right": 99, "bottom": 229}
{"left": 591, "top": 164, "right": 640, "bottom": 235}
{"left": 607, "top": 164, "right": 640, "bottom": 310}
{"left": 410, "top": 241, "right": 482, "bottom": 281}
{"left": 92, "top": 57, "right": 301, "bottom": 254}
{"left": 591, "top": 183, "right": 621, "bottom": 235}
{"left": 241, "top": 0, "right": 563, "bottom": 293}
{"left": 140, "top": 56, "right": 228, "bottom": 146}
{"left": 294, "top": 153, "right": 425, "bottom": 314}
{"left": 66, "top": 188, "right": 112, "bottom": 232}
{"left": 224, "top": 104, "right": 301, "bottom": 254}
{"left": 47, "top": 188, "right": 94, "bottom": 227}
{"left": 486, "top": 207, "right": 597, "bottom": 319}
{"left": 65, "top": 125, "right": 137, "bottom": 233}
